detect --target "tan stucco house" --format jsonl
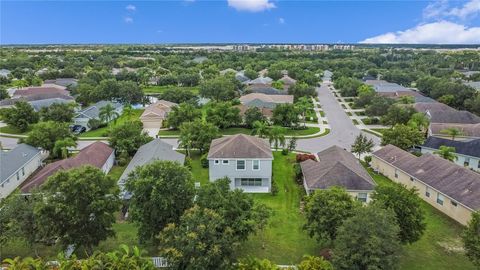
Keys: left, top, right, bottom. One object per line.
{"left": 372, "top": 144, "right": 480, "bottom": 225}
{"left": 140, "top": 100, "right": 177, "bottom": 129}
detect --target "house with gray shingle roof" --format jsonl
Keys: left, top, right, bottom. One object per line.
{"left": 420, "top": 137, "right": 480, "bottom": 172}
{"left": 44, "top": 78, "right": 78, "bottom": 89}
{"left": 372, "top": 144, "right": 480, "bottom": 225}
{"left": 240, "top": 93, "right": 294, "bottom": 109}
{"left": 207, "top": 134, "right": 273, "bottom": 193}
{"left": 73, "top": 101, "right": 123, "bottom": 129}
{"left": 118, "top": 139, "right": 185, "bottom": 199}
{"left": 29, "top": 98, "right": 75, "bottom": 112}
{"left": 300, "top": 146, "right": 376, "bottom": 202}
{"left": 247, "top": 76, "right": 273, "bottom": 85}
{"left": 0, "top": 144, "right": 45, "bottom": 199}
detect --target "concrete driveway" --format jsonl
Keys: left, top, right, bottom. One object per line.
{"left": 296, "top": 82, "right": 381, "bottom": 153}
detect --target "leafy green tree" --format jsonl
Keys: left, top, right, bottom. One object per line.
{"left": 304, "top": 187, "right": 359, "bottom": 242}
{"left": 333, "top": 77, "right": 362, "bottom": 97}
{"left": 272, "top": 103, "right": 299, "bottom": 127}
{"left": 440, "top": 127, "right": 463, "bottom": 141}
{"left": 237, "top": 257, "right": 280, "bottom": 270}
{"left": 160, "top": 88, "right": 197, "bottom": 104}
{"left": 52, "top": 137, "right": 77, "bottom": 159}
{"left": 381, "top": 105, "right": 416, "bottom": 127}
{"left": 333, "top": 205, "right": 401, "bottom": 270}
{"left": 251, "top": 120, "right": 271, "bottom": 138}
{"left": 0, "top": 87, "right": 9, "bottom": 101}
{"left": 122, "top": 103, "right": 134, "bottom": 118}
{"left": 166, "top": 103, "right": 202, "bottom": 129}
{"left": 35, "top": 166, "right": 120, "bottom": 253}
{"left": 365, "top": 96, "right": 395, "bottom": 117}
{"left": 295, "top": 97, "right": 311, "bottom": 127}
{"left": 297, "top": 256, "right": 333, "bottom": 270}
{"left": 381, "top": 124, "right": 425, "bottom": 150}
{"left": 0, "top": 101, "right": 39, "bottom": 132}
{"left": 462, "top": 211, "right": 480, "bottom": 268}
{"left": 372, "top": 183, "right": 426, "bottom": 244}
{"left": 205, "top": 102, "right": 242, "bottom": 129}
{"left": 39, "top": 102, "right": 75, "bottom": 123}
{"left": 108, "top": 120, "right": 152, "bottom": 156}
{"left": 200, "top": 76, "right": 237, "bottom": 101}
{"left": 99, "top": 103, "right": 120, "bottom": 124}
{"left": 179, "top": 120, "right": 220, "bottom": 156}
{"left": 159, "top": 206, "right": 236, "bottom": 270}
{"left": 126, "top": 160, "right": 195, "bottom": 243}
{"left": 354, "top": 87, "right": 376, "bottom": 108}
{"left": 244, "top": 107, "right": 266, "bottom": 128}
{"left": 24, "top": 121, "right": 74, "bottom": 153}
{"left": 196, "top": 178, "right": 270, "bottom": 242}
{"left": 351, "top": 133, "right": 374, "bottom": 160}
{"left": 288, "top": 82, "right": 316, "bottom": 101}
{"left": 268, "top": 126, "right": 286, "bottom": 150}
{"left": 117, "top": 80, "right": 144, "bottom": 104}
{"left": 433, "top": 145, "right": 457, "bottom": 161}
{"left": 271, "top": 80, "right": 284, "bottom": 90}
{"left": 407, "top": 112, "right": 430, "bottom": 136}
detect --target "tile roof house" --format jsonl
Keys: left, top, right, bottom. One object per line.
{"left": 420, "top": 136, "right": 480, "bottom": 172}
{"left": 372, "top": 144, "right": 480, "bottom": 225}
{"left": 140, "top": 100, "right": 177, "bottom": 129}
{"left": 21, "top": 142, "right": 115, "bottom": 193}
{"left": 207, "top": 134, "right": 273, "bottom": 193}
{"left": 0, "top": 144, "right": 45, "bottom": 199}
{"left": 300, "top": 146, "right": 376, "bottom": 202}
{"left": 118, "top": 139, "right": 185, "bottom": 199}
{"left": 12, "top": 84, "right": 69, "bottom": 98}
{"left": 240, "top": 93, "right": 294, "bottom": 109}
{"left": 74, "top": 101, "right": 124, "bottom": 129}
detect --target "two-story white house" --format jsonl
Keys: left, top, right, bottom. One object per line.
{"left": 207, "top": 134, "right": 273, "bottom": 193}
{"left": 0, "top": 144, "right": 46, "bottom": 199}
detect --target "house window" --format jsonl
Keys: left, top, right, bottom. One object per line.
{"left": 425, "top": 187, "right": 431, "bottom": 198}
{"left": 214, "top": 160, "right": 220, "bottom": 165}
{"left": 240, "top": 178, "right": 262, "bottom": 186}
{"left": 16, "top": 172, "right": 19, "bottom": 181}
{"left": 464, "top": 157, "right": 470, "bottom": 167}
{"left": 357, "top": 193, "right": 368, "bottom": 203}
{"left": 394, "top": 169, "right": 398, "bottom": 178}
{"left": 22, "top": 167, "right": 25, "bottom": 176}
{"left": 252, "top": 160, "right": 260, "bottom": 170}
{"left": 222, "top": 160, "right": 229, "bottom": 165}
{"left": 437, "top": 194, "right": 444, "bottom": 206}
{"left": 237, "top": 160, "right": 246, "bottom": 170}
{"left": 451, "top": 201, "right": 458, "bottom": 207}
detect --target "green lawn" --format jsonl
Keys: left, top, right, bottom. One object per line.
{"left": 80, "top": 109, "right": 144, "bottom": 138}
{"left": 366, "top": 166, "right": 475, "bottom": 270}
{"left": 143, "top": 85, "right": 200, "bottom": 95}
{"left": 370, "top": 128, "right": 389, "bottom": 135}
{"left": 159, "top": 127, "right": 320, "bottom": 137}
{"left": 0, "top": 125, "right": 30, "bottom": 135}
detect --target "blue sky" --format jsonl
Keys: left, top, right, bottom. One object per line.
{"left": 1, "top": 0, "right": 479, "bottom": 44}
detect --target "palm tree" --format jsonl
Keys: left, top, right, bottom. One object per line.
{"left": 408, "top": 112, "right": 430, "bottom": 137}
{"left": 99, "top": 103, "right": 120, "bottom": 125}
{"left": 123, "top": 103, "right": 133, "bottom": 119}
{"left": 251, "top": 121, "right": 270, "bottom": 138}
{"left": 440, "top": 127, "right": 463, "bottom": 141}
{"left": 52, "top": 138, "right": 77, "bottom": 159}
{"left": 295, "top": 97, "right": 311, "bottom": 127}
{"left": 434, "top": 146, "right": 457, "bottom": 162}
{"left": 268, "top": 126, "right": 286, "bottom": 150}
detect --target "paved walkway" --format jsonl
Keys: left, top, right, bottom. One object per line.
{"left": 296, "top": 82, "right": 381, "bottom": 153}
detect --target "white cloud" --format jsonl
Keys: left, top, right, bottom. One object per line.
{"left": 126, "top": 4, "right": 136, "bottom": 12}
{"left": 423, "top": 0, "right": 480, "bottom": 20}
{"left": 124, "top": 16, "right": 133, "bottom": 23}
{"left": 227, "top": 0, "right": 275, "bottom": 12}
{"left": 360, "top": 21, "right": 480, "bottom": 44}
{"left": 278, "top": 17, "right": 285, "bottom": 24}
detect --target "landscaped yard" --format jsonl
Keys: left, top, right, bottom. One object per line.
{"left": 370, "top": 128, "right": 389, "bottom": 135}
{"left": 143, "top": 85, "right": 200, "bottom": 95}
{"left": 0, "top": 125, "right": 30, "bottom": 135}
{"left": 365, "top": 166, "right": 476, "bottom": 270}
{"left": 158, "top": 127, "right": 321, "bottom": 137}
{"left": 79, "top": 109, "right": 144, "bottom": 138}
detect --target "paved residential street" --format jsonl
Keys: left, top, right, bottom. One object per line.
{"left": 296, "top": 82, "right": 381, "bottom": 153}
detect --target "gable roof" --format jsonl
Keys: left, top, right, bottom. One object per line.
{"left": 44, "top": 78, "right": 78, "bottom": 88}
{"left": 279, "top": 75, "right": 297, "bottom": 85}
{"left": 0, "top": 93, "right": 74, "bottom": 107}
{"left": 240, "top": 93, "right": 294, "bottom": 104}
{"left": 414, "top": 102, "right": 480, "bottom": 124}
{"left": 75, "top": 101, "right": 123, "bottom": 119}
{"left": 208, "top": 134, "right": 272, "bottom": 159}
{"left": 118, "top": 139, "right": 185, "bottom": 185}
{"left": 235, "top": 104, "right": 274, "bottom": 118}
{"left": 141, "top": 100, "right": 177, "bottom": 119}
{"left": 248, "top": 77, "right": 273, "bottom": 85}
{"left": 422, "top": 137, "right": 480, "bottom": 158}
{"left": 247, "top": 85, "right": 288, "bottom": 95}
{"left": 21, "top": 142, "right": 113, "bottom": 192}
{"left": 0, "top": 144, "right": 41, "bottom": 183}
{"left": 373, "top": 144, "right": 480, "bottom": 210}
{"left": 13, "top": 85, "right": 69, "bottom": 98}
{"left": 430, "top": 123, "right": 480, "bottom": 138}
{"left": 365, "top": 80, "right": 412, "bottom": 93}
{"left": 29, "top": 98, "right": 74, "bottom": 112}
{"left": 300, "top": 146, "right": 375, "bottom": 191}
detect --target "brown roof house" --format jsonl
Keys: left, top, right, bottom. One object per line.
{"left": 300, "top": 146, "right": 376, "bottom": 202}
{"left": 21, "top": 142, "right": 115, "bottom": 193}
{"left": 279, "top": 75, "right": 297, "bottom": 89}
{"left": 240, "top": 93, "right": 294, "bottom": 109}
{"left": 12, "top": 84, "right": 69, "bottom": 98}
{"left": 372, "top": 144, "right": 480, "bottom": 225}
{"left": 140, "top": 100, "right": 177, "bottom": 129}
{"left": 430, "top": 123, "right": 480, "bottom": 139}
{"left": 207, "top": 134, "right": 273, "bottom": 193}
